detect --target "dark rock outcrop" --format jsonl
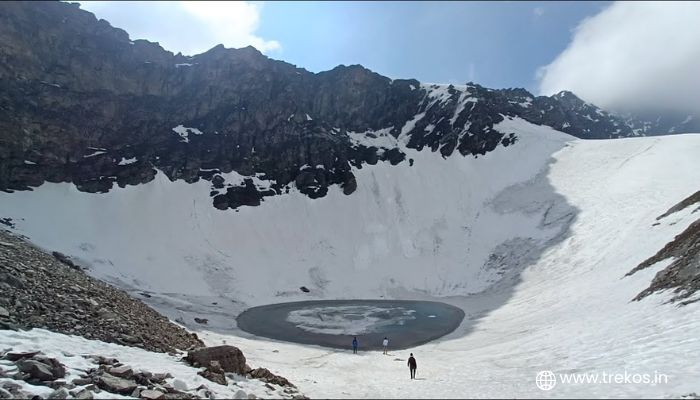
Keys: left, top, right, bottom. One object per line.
{"left": 627, "top": 190, "right": 700, "bottom": 303}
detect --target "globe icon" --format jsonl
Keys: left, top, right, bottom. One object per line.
{"left": 536, "top": 370, "right": 557, "bottom": 391}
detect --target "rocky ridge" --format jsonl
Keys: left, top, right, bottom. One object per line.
{"left": 0, "top": 229, "right": 203, "bottom": 353}
{"left": 627, "top": 189, "right": 700, "bottom": 304}
{"left": 0, "top": 1, "right": 693, "bottom": 210}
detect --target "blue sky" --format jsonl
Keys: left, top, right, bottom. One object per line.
{"left": 77, "top": 1, "right": 700, "bottom": 112}
{"left": 254, "top": 1, "right": 609, "bottom": 92}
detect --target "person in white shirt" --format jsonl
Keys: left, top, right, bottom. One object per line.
{"left": 382, "top": 337, "right": 389, "bottom": 355}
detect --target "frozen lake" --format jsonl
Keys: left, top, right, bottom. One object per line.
{"left": 237, "top": 300, "right": 465, "bottom": 350}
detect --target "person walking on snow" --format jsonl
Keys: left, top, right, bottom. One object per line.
{"left": 408, "top": 353, "right": 417, "bottom": 379}
{"left": 382, "top": 337, "right": 389, "bottom": 354}
{"left": 352, "top": 336, "right": 358, "bottom": 354}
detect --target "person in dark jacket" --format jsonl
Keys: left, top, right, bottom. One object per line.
{"left": 408, "top": 353, "right": 417, "bottom": 379}
{"left": 352, "top": 336, "right": 358, "bottom": 354}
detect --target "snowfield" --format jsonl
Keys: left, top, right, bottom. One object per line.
{"left": 1, "top": 118, "right": 700, "bottom": 398}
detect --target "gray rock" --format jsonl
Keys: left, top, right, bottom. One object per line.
{"left": 5, "top": 351, "right": 41, "bottom": 361}
{"left": 151, "top": 372, "right": 171, "bottom": 383}
{"left": 107, "top": 365, "right": 133, "bottom": 379}
{"left": 96, "top": 373, "right": 138, "bottom": 394}
{"left": 47, "top": 388, "right": 69, "bottom": 399}
{"left": 171, "top": 379, "right": 188, "bottom": 392}
{"left": 234, "top": 390, "right": 248, "bottom": 399}
{"left": 48, "top": 380, "right": 67, "bottom": 389}
{"left": 0, "top": 307, "right": 10, "bottom": 318}
{"left": 16, "top": 359, "right": 56, "bottom": 381}
{"left": 36, "top": 357, "right": 66, "bottom": 379}
{"left": 74, "top": 389, "right": 94, "bottom": 400}
{"left": 0, "top": 273, "right": 26, "bottom": 289}
{"left": 119, "top": 334, "right": 140, "bottom": 344}
{"left": 140, "top": 389, "right": 166, "bottom": 400}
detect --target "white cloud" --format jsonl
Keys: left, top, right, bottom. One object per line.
{"left": 537, "top": 1, "right": 700, "bottom": 114}
{"left": 533, "top": 7, "right": 544, "bottom": 17}
{"left": 77, "top": 1, "right": 280, "bottom": 56}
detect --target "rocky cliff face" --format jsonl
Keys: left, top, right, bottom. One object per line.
{"left": 0, "top": 1, "right": 690, "bottom": 210}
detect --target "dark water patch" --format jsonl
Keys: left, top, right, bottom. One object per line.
{"left": 237, "top": 299, "right": 465, "bottom": 350}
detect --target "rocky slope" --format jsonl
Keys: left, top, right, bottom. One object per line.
{"left": 627, "top": 189, "right": 700, "bottom": 304}
{"left": 0, "top": 1, "right": 691, "bottom": 210}
{"left": 0, "top": 229, "right": 203, "bottom": 353}
{"left": 0, "top": 229, "right": 306, "bottom": 398}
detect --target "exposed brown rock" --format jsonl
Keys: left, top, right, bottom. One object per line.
{"left": 185, "top": 346, "right": 246, "bottom": 375}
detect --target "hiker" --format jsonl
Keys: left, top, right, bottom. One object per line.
{"left": 382, "top": 337, "right": 389, "bottom": 354}
{"left": 352, "top": 336, "right": 358, "bottom": 354}
{"left": 408, "top": 353, "right": 417, "bottom": 379}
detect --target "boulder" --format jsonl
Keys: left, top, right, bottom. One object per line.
{"left": 185, "top": 346, "right": 246, "bottom": 374}
{"left": 172, "top": 379, "right": 188, "bottom": 392}
{"left": 16, "top": 359, "right": 57, "bottom": 381}
{"left": 47, "top": 388, "right": 69, "bottom": 399}
{"left": 96, "top": 373, "right": 138, "bottom": 394}
{"left": 37, "top": 357, "right": 66, "bottom": 379}
{"left": 108, "top": 365, "right": 133, "bottom": 379}
{"left": 140, "top": 389, "right": 166, "bottom": 400}
{"left": 74, "top": 389, "right": 94, "bottom": 400}
{"left": 71, "top": 378, "right": 92, "bottom": 386}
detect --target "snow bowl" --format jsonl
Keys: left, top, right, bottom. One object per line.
{"left": 237, "top": 300, "right": 465, "bottom": 350}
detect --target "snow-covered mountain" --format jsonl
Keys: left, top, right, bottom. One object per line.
{"left": 1, "top": 1, "right": 700, "bottom": 398}
{"left": 1, "top": 2, "right": 696, "bottom": 211}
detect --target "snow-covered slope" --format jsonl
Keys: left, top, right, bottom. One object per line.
{"left": 2, "top": 119, "right": 700, "bottom": 397}
{"left": 0, "top": 117, "right": 573, "bottom": 312}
